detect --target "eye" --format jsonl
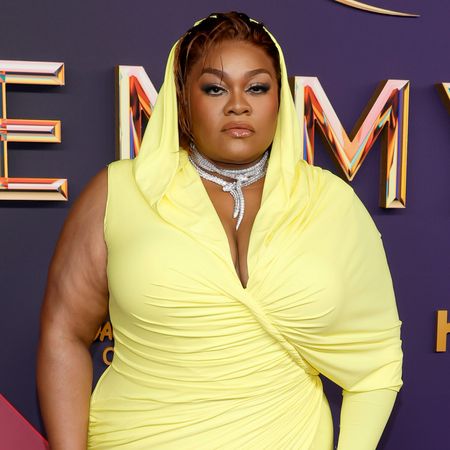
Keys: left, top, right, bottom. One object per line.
{"left": 247, "top": 83, "right": 270, "bottom": 94}
{"left": 201, "top": 84, "right": 227, "bottom": 96}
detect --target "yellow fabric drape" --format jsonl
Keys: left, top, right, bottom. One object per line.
{"left": 88, "top": 17, "right": 403, "bottom": 450}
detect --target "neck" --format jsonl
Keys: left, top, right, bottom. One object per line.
{"left": 205, "top": 155, "right": 266, "bottom": 170}
{"left": 188, "top": 144, "right": 269, "bottom": 171}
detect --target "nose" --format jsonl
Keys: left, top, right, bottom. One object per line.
{"left": 224, "top": 90, "right": 251, "bottom": 115}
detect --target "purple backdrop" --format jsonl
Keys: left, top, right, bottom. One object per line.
{"left": 1, "top": 1, "right": 449, "bottom": 448}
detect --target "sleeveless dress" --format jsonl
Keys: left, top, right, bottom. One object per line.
{"left": 88, "top": 19, "right": 402, "bottom": 448}
{"left": 87, "top": 154, "right": 401, "bottom": 449}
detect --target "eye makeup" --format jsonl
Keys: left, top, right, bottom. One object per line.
{"left": 200, "top": 82, "right": 271, "bottom": 96}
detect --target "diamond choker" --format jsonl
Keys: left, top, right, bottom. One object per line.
{"left": 188, "top": 143, "right": 269, "bottom": 230}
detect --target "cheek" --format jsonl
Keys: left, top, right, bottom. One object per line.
{"left": 190, "top": 98, "right": 220, "bottom": 137}
{"left": 260, "top": 97, "right": 279, "bottom": 133}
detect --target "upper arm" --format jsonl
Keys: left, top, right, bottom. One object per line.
{"left": 296, "top": 173, "right": 403, "bottom": 392}
{"left": 40, "top": 167, "right": 109, "bottom": 345}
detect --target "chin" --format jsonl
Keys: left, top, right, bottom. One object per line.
{"left": 220, "top": 142, "right": 267, "bottom": 160}
{"left": 217, "top": 152, "right": 267, "bottom": 167}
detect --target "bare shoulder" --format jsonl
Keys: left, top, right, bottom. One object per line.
{"left": 69, "top": 166, "right": 108, "bottom": 224}
{"left": 57, "top": 166, "right": 108, "bottom": 268}
{"left": 41, "top": 167, "right": 110, "bottom": 343}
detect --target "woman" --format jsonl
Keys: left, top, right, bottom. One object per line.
{"left": 37, "top": 12, "right": 403, "bottom": 449}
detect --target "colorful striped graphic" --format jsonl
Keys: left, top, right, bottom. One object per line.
{"left": 0, "top": 60, "right": 67, "bottom": 200}
{"left": 291, "top": 77, "right": 410, "bottom": 208}
{"left": 116, "top": 66, "right": 158, "bottom": 160}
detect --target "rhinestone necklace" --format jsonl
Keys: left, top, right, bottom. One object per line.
{"left": 188, "top": 143, "right": 269, "bottom": 230}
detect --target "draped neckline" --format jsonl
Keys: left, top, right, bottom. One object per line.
{"left": 155, "top": 148, "right": 286, "bottom": 294}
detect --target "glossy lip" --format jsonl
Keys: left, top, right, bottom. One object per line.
{"left": 222, "top": 122, "right": 255, "bottom": 132}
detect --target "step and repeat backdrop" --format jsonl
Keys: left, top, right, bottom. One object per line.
{"left": 1, "top": 0, "right": 449, "bottom": 448}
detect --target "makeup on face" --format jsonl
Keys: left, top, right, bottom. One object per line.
{"left": 187, "top": 40, "right": 279, "bottom": 169}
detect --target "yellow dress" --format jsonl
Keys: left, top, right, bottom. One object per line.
{"left": 88, "top": 19, "right": 403, "bottom": 450}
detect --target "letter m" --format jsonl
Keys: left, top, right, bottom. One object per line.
{"left": 290, "top": 77, "right": 410, "bottom": 208}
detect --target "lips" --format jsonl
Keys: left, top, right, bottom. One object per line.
{"left": 222, "top": 122, "right": 255, "bottom": 138}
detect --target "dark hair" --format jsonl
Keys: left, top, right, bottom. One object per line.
{"left": 174, "top": 11, "right": 281, "bottom": 146}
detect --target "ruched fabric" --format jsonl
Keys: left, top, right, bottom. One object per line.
{"left": 88, "top": 155, "right": 402, "bottom": 449}
{"left": 88, "top": 17, "right": 402, "bottom": 449}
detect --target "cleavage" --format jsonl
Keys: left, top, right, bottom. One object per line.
{"left": 202, "top": 179, "right": 263, "bottom": 289}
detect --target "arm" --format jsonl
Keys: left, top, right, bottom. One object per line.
{"left": 337, "top": 389, "right": 398, "bottom": 450}
{"left": 37, "top": 168, "right": 109, "bottom": 450}
{"left": 297, "top": 177, "right": 403, "bottom": 449}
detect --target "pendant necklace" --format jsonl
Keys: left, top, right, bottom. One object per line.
{"left": 188, "top": 142, "right": 269, "bottom": 230}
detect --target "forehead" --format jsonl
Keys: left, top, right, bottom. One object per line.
{"left": 190, "top": 40, "right": 277, "bottom": 76}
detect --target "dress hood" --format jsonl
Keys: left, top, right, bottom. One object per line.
{"left": 132, "top": 16, "right": 302, "bottom": 212}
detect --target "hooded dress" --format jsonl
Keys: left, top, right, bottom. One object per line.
{"left": 87, "top": 19, "right": 403, "bottom": 450}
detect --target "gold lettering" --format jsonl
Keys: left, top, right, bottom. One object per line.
{"left": 290, "top": 77, "right": 410, "bottom": 208}
{"left": 436, "top": 310, "right": 450, "bottom": 352}
{"left": 334, "top": 0, "right": 419, "bottom": 17}
{"left": 102, "top": 346, "right": 114, "bottom": 366}
{"left": 93, "top": 326, "right": 101, "bottom": 341}
{"left": 99, "top": 321, "right": 113, "bottom": 342}
{"left": 0, "top": 59, "right": 67, "bottom": 200}
{"left": 116, "top": 65, "right": 158, "bottom": 160}
{"left": 437, "top": 82, "right": 450, "bottom": 115}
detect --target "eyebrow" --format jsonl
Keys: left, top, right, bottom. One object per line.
{"left": 200, "top": 67, "right": 273, "bottom": 79}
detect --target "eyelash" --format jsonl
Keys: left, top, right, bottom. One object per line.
{"left": 201, "top": 83, "right": 270, "bottom": 96}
